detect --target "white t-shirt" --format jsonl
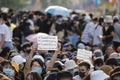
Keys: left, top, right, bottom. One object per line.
{"left": 0, "top": 24, "right": 4, "bottom": 41}
{"left": 81, "top": 22, "right": 96, "bottom": 43}
{"left": 2, "top": 24, "right": 12, "bottom": 42}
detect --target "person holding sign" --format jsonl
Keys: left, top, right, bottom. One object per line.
{"left": 37, "top": 35, "right": 58, "bottom": 50}
{"left": 24, "top": 42, "right": 61, "bottom": 80}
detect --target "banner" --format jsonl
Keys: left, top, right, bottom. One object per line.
{"left": 77, "top": 49, "right": 92, "bottom": 60}
{"left": 37, "top": 35, "right": 58, "bottom": 50}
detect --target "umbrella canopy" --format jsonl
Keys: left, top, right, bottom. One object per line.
{"left": 45, "top": 6, "right": 70, "bottom": 17}
{"left": 26, "top": 33, "right": 48, "bottom": 43}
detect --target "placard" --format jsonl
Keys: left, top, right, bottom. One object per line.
{"left": 77, "top": 49, "right": 92, "bottom": 60}
{"left": 37, "top": 35, "right": 58, "bottom": 50}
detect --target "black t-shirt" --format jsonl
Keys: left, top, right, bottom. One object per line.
{"left": 20, "top": 22, "right": 33, "bottom": 37}
{"left": 103, "top": 25, "right": 114, "bottom": 43}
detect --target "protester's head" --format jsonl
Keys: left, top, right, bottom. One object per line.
{"left": 26, "top": 71, "right": 42, "bottom": 80}
{"left": 90, "top": 70, "right": 109, "bottom": 80}
{"left": 28, "top": 14, "right": 34, "bottom": 20}
{"left": 104, "top": 15, "right": 113, "bottom": 27}
{"left": 12, "top": 55, "right": 26, "bottom": 70}
{"left": 109, "top": 53, "right": 120, "bottom": 62}
{"left": 30, "top": 59, "right": 44, "bottom": 75}
{"left": 0, "top": 13, "right": 8, "bottom": 22}
{"left": 89, "top": 13, "right": 93, "bottom": 19}
{"left": 53, "top": 61, "right": 64, "bottom": 71}
{"left": 92, "top": 17, "right": 99, "bottom": 24}
{"left": 21, "top": 42, "right": 32, "bottom": 54}
{"left": 64, "top": 60, "right": 78, "bottom": 75}
{"left": 94, "top": 58, "right": 104, "bottom": 70}
{"left": 105, "top": 58, "right": 119, "bottom": 69}
{"left": 113, "top": 16, "right": 119, "bottom": 23}
{"left": 78, "top": 61, "right": 90, "bottom": 78}
{"left": 57, "top": 71, "right": 73, "bottom": 80}
{"left": 99, "top": 16, "right": 104, "bottom": 26}
{"left": 61, "top": 53, "right": 69, "bottom": 62}
{"left": 77, "top": 43, "right": 85, "bottom": 49}
{"left": 1, "top": 60, "right": 18, "bottom": 77}
{"left": 0, "top": 13, "right": 10, "bottom": 26}
{"left": 105, "top": 45, "right": 114, "bottom": 56}
{"left": 117, "top": 46, "right": 120, "bottom": 53}
{"left": 62, "top": 43, "right": 72, "bottom": 51}
{"left": 0, "top": 47, "right": 10, "bottom": 59}
{"left": 84, "top": 14, "right": 91, "bottom": 23}
{"left": 93, "top": 49, "right": 104, "bottom": 59}
{"left": 110, "top": 67, "right": 120, "bottom": 80}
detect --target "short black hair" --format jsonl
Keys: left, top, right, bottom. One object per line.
{"left": 26, "top": 71, "right": 42, "bottom": 80}
{"left": 110, "top": 67, "right": 120, "bottom": 80}
{"left": 79, "top": 62, "right": 90, "bottom": 70}
{"left": 1, "top": 60, "right": 11, "bottom": 67}
{"left": 0, "top": 47, "right": 10, "bottom": 58}
{"left": 57, "top": 71, "right": 73, "bottom": 80}
{"left": 92, "top": 17, "right": 98, "bottom": 22}
{"left": 21, "top": 42, "right": 31, "bottom": 49}
{"left": 94, "top": 58, "right": 104, "bottom": 66}
{"left": 28, "top": 14, "right": 34, "bottom": 19}
{"left": 105, "top": 58, "right": 119, "bottom": 66}
{"left": 30, "top": 59, "right": 44, "bottom": 68}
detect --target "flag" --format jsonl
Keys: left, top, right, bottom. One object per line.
{"left": 95, "top": 0, "right": 101, "bottom": 6}
{"left": 90, "top": 0, "right": 101, "bottom": 6}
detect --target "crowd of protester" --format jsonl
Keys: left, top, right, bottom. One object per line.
{"left": 0, "top": 8, "right": 120, "bottom": 80}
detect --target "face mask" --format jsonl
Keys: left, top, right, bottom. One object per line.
{"left": 79, "top": 71, "right": 86, "bottom": 78}
{"left": 85, "top": 19, "right": 90, "bottom": 23}
{"left": 94, "top": 66, "right": 100, "bottom": 70}
{"left": 3, "top": 68, "right": 14, "bottom": 76}
{"left": 62, "top": 58, "right": 69, "bottom": 62}
{"left": 32, "top": 67, "right": 42, "bottom": 74}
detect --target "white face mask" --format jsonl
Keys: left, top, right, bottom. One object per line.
{"left": 62, "top": 58, "right": 69, "bottom": 62}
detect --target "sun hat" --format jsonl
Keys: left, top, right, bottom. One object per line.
{"left": 64, "top": 60, "right": 77, "bottom": 70}
{"left": 12, "top": 55, "right": 26, "bottom": 65}
{"left": 90, "top": 70, "right": 109, "bottom": 80}
{"left": 33, "top": 55, "right": 45, "bottom": 62}
{"left": 104, "top": 15, "right": 113, "bottom": 23}
{"left": 109, "top": 52, "right": 120, "bottom": 59}
{"left": 11, "top": 61, "right": 19, "bottom": 72}
{"left": 93, "top": 49, "right": 104, "bottom": 59}
{"left": 77, "top": 43, "right": 85, "bottom": 49}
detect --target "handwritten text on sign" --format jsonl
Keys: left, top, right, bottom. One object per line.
{"left": 77, "top": 49, "right": 92, "bottom": 60}
{"left": 37, "top": 36, "right": 58, "bottom": 50}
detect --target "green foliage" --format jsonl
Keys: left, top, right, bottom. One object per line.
{"left": 0, "top": 0, "right": 25, "bottom": 9}
{"left": 41, "top": 0, "right": 73, "bottom": 9}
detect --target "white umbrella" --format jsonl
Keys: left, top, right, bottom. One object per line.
{"left": 45, "top": 6, "right": 70, "bottom": 17}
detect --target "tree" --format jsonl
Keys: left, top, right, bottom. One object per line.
{"left": 0, "top": 0, "right": 25, "bottom": 9}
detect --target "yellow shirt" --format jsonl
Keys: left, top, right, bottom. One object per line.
{"left": 11, "top": 23, "right": 16, "bottom": 30}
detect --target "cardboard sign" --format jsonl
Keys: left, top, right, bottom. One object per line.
{"left": 37, "top": 35, "right": 58, "bottom": 50}
{"left": 77, "top": 49, "right": 92, "bottom": 60}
